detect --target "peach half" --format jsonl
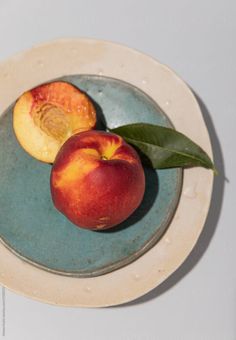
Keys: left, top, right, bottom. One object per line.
{"left": 50, "top": 131, "right": 145, "bottom": 230}
{"left": 13, "top": 81, "right": 96, "bottom": 163}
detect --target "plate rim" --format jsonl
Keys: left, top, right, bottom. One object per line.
{"left": 0, "top": 38, "right": 214, "bottom": 307}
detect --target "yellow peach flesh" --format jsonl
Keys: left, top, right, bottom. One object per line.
{"left": 13, "top": 81, "right": 96, "bottom": 163}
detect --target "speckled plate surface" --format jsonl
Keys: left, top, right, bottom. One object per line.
{"left": 0, "top": 39, "right": 214, "bottom": 307}
{"left": 0, "top": 75, "right": 182, "bottom": 277}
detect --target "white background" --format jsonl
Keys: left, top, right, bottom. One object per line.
{"left": 0, "top": 1, "right": 235, "bottom": 339}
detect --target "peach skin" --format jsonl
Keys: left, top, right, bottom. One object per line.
{"left": 50, "top": 130, "right": 145, "bottom": 230}
{"left": 13, "top": 81, "right": 96, "bottom": 163}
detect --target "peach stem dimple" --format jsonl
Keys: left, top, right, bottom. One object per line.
{"left": 101, "top": 155, "right": 108, "bottom": 160}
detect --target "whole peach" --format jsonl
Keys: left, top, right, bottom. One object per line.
{"left": 50, "top": 130, "right": 145, "bottom": 230}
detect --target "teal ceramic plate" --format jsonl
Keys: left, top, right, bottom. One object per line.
{"left": 0, "top": 75, "right": 182, "bottom": 277}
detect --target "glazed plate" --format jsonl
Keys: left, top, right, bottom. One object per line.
{"left": 0, "top": 39, "right": 213, "bottom": 307}
{"left": 0, "top": 75, "right": 182, "bottom": 277}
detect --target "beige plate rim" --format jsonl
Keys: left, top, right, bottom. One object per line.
{"left": 0, "top": 38, "right": 214, "bottom": 307}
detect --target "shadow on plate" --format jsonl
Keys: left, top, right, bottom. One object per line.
{"left": 102, "top": 166, "right": 158, "bottom": 233}
{"left": 113, "top": 91, "right": 226, "bottom": 307}
{"left": 84, "top": 91, "right": 108, "bottom": 131}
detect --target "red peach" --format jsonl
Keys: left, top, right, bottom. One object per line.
{"left": 50, "top": 130, "right": 145, "bottom": 230}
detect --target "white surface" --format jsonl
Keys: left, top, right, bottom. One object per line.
{"left": 0, "top": 0, "right": 234, "bottom": 339}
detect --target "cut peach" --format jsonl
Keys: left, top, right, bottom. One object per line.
{"left": 13, "top": 81, "right": 96, "bottom": 163}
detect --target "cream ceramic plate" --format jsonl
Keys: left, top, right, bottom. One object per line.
{"left": 0, "top": 38, "right": 213, "bottom": 307}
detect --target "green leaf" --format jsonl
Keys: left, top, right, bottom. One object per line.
{"left": 110, "top": 123, "right": 216, "bottom": 172}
